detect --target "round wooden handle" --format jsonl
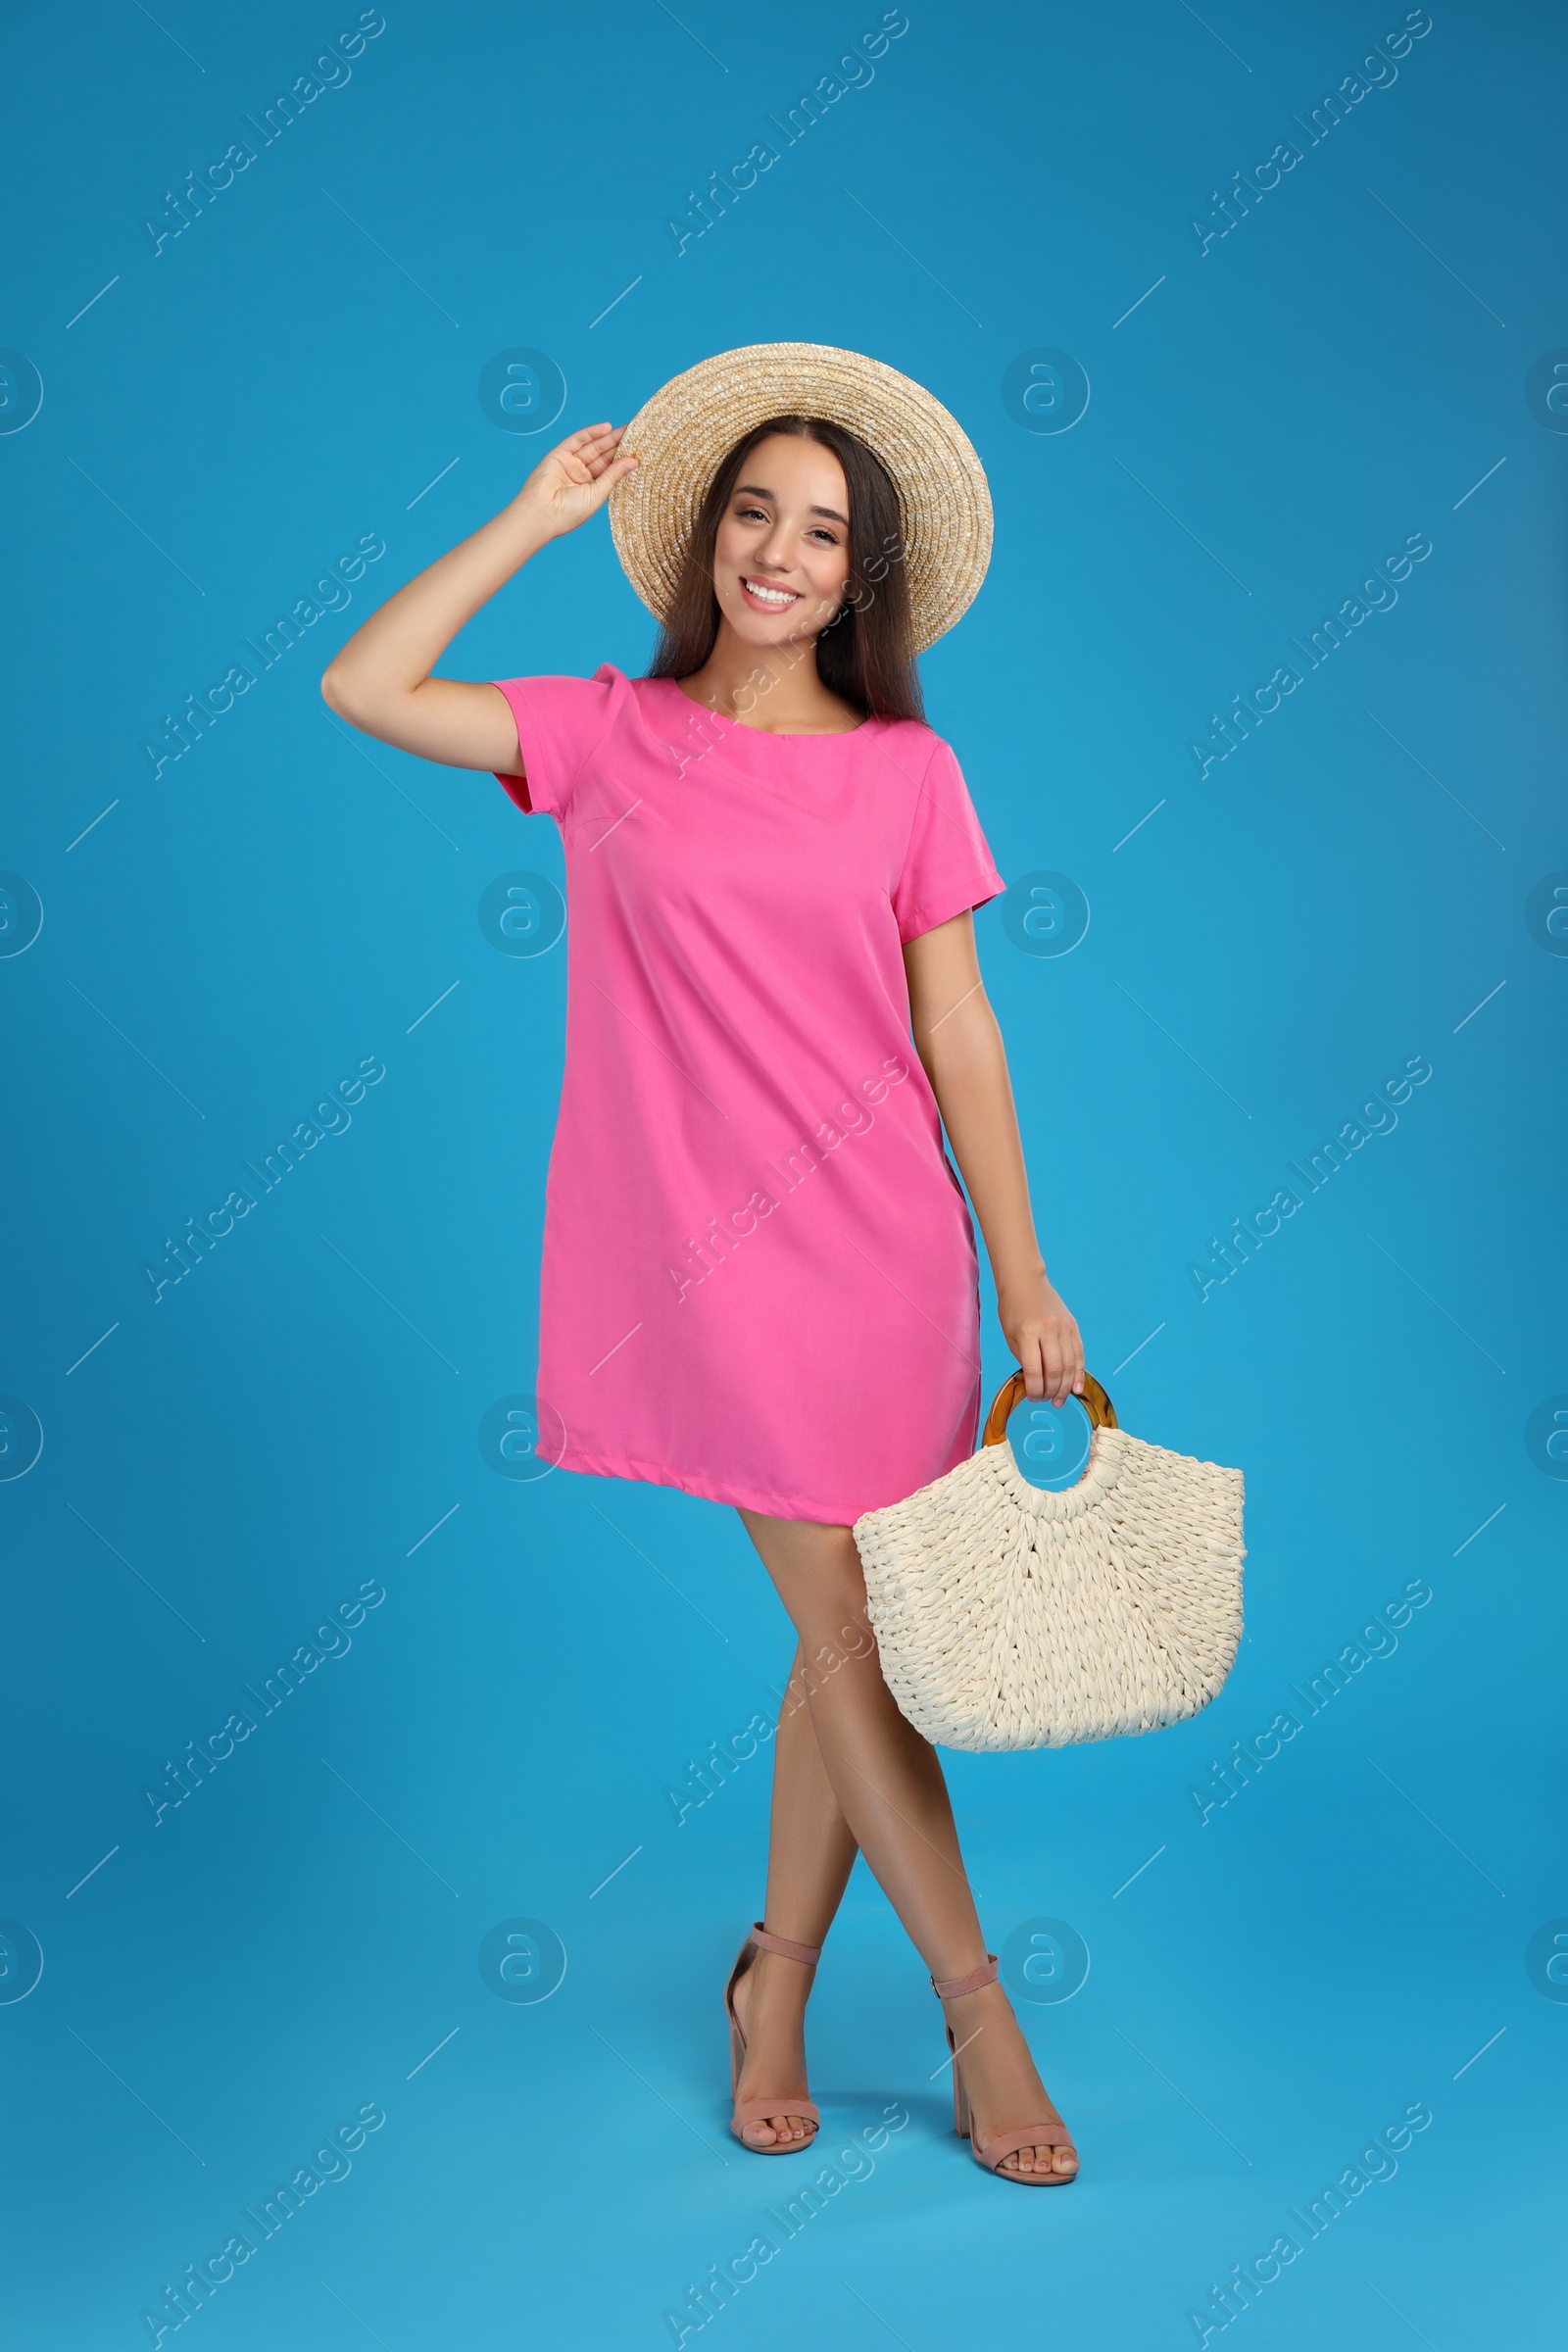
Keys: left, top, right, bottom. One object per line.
{"left": 981, "top": 1369, "right": 1116, "bottom": 1447}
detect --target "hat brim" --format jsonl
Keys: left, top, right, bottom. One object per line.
{"left": 608, "top": 342, "right": 993, "bottom": 656}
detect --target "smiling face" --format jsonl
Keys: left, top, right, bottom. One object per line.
{"left": 709, "top": 432, "right": 854, "bottom": 650}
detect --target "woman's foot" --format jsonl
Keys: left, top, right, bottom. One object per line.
{"left": 940, "top": 1978, "right": 1077, "bottom": 2178}
{"left": 729, "top": 1945, "right": 817, "bottom": 2148}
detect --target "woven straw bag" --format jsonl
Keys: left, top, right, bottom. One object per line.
{"left": 853, "top": 1372, "right": 1245, "bottom": 1752}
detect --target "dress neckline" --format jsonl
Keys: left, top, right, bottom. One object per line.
{"left": 651, "top": 673, "right": 878, "bottom": 742}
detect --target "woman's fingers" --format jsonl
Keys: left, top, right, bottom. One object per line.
{"left": 1004, "top": 1294, "right": 1087, "bottom": 1411}
{"left": 1055, "top": 1318, "right": 1084, "bottom": 1405}
{"left": 566, "top": 454, "right": 640, "bottom": 514}
{"left": 580, "top": 427, "right": 629, "bottom": 467}
{"left": 1037, "top": 1315, "right": 1084, "bottom": 1405}
{"left": 542, "top": 423, "right": 623, "bottom": 487}
{"left": 582, "top": 440, "right": 635, "bottom": 481}
{"left": 548, "top": 436, "right": 597, "bottom": 478}
{"left": 522, "top": 427, "right": 638, "bottom": 529}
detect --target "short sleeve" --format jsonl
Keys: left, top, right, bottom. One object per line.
{"left": 891, "top": 735, "right": 1006, "bottom": 944}
{"left": 489, "top": 663, "right": 623, "bottom": 820}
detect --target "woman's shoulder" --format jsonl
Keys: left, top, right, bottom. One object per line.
{"left": 491, "top": 662, "right": 637, "bottom": 735}
{"left": 866, "top": 711, "right": 956, "bottom": 775}
{"left": 487, "top": 664, "right": 640, "bottom": 815}
{"left": 496, "top": 661, "right": 635, "bottom": 693}
{"left": 554, "top": 661, "right": 635, "bottom": 704}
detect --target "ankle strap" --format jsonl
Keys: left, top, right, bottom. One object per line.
{"left": 750, "top": 1922, "right": 822, "bottom": 1966}
{"left": 932, "top": 1954, "right": 999, "bottom": 1998}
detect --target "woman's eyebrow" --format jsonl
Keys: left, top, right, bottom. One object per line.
{"left": 734, "top": 481, "right": 849, "bottom": 526}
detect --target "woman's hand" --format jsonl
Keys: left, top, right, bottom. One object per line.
{"left": 998, "top": 1270, "right": 1084, "bottom": 1405}
{"left": 515, "top": 423, "right": 638, "bottom": 540}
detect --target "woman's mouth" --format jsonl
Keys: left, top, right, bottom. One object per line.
{"left": 739, "top": 576, "right": 803, "bottom": 612}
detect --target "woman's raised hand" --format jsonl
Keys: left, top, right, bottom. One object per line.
{"left": 515, "top": 423, "right": 638, "bottom": 539}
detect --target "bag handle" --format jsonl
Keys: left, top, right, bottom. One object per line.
{"left": 981, "top": 1369, "right": 1117, "bottom": 1448}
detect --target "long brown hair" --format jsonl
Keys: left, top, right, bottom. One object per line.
{"left": 646, "top": 415, "right": 924, "bottom": 722}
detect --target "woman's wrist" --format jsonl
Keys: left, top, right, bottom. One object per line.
{"left": 500, "top": 489, "right": 561, "bottom": 559}
{"left": 993, "top": 1251, "right": 1051, "bottom": 1297}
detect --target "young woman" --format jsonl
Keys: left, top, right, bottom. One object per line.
{"left": 321, "top": 345, "right": 1085, "bottom": 2183}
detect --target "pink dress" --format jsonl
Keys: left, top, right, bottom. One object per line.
{"left": 490, "top": 662, "right": 1006, "bottom": 1525}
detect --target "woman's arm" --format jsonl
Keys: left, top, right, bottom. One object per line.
{"left": 319, "top": 423, "right": 636, "bottom": 772}
{"left": 904, "top": 909, "right": 1084, "bottom": 1404}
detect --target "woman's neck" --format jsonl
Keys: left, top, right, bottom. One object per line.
{"left": 675, "top": 622, "right": 864, "bottom": 734}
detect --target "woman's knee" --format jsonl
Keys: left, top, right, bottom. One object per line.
{"left": 740, "top": 1514, "right": 873, "bottom": 1652}
{"left": 796, "top": 1567, "right": 879, "bottom": 1678}
{"left": 805, "top": 1571, "right": 872, "bottom": 1649}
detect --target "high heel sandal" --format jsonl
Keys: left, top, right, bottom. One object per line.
{"left": 932, "top": 1955, "right": 1079, "bottom": 2185}
{"left": 724, "top": 1923, "right": 822, "bottom": 2153}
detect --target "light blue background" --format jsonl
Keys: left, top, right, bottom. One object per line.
{"left": 2, "top": 2, "right": 1563, "bottom": 2345}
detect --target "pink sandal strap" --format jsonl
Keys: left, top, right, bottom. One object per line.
{"left": 973, "top": 2121, "right": 1076, "bottom": 2174}
{"left": 749, "top": 1922, "right": 822, "bottom": 1966}
{"left": 931, "top": 1953, "right": 1000, "bottom": 1999}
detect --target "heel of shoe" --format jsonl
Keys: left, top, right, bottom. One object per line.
{"left": 728, "top": 2015, "right": 745, "bottom": 2099}
{"left": 946, "top": 2028, "right": 972, "bottom": 2138}
{"left": 933, "top": 1957, "right": 997, "bottom": 2137}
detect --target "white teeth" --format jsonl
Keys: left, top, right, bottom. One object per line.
{"left": 745, "top": 578, "right": 797, "bottom": 606}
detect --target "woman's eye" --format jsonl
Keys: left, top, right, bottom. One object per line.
{"left": 731, "top": 503, "right": 838, "bottom": 544}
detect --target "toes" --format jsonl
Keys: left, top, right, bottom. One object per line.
{"left": 1000, "top": 2143, "right": 1077, "bottom": 2176}
{"left": 740, "top": 2108, "right": 819, "bottom": 2148}
{"left": 754, "top": 2113, "right": 802, "bottom": 2144}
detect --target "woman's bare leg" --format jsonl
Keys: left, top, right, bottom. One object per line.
{"left": 736, "top": 1506, "right": 1076, "bottom": 2178}
{"left": 729, "top": 1639, "right": 858, "bottom": 2146}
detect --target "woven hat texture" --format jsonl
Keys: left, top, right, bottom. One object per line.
{"left": 608, "top": 341, "right": 993, "bottom": 654}
{"left": 854, "top": 1428, "right": 1246, "bottom": 1752}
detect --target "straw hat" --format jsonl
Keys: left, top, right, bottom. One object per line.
{"left": 608, "top": 342, "right": 992, "bottom": 654}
